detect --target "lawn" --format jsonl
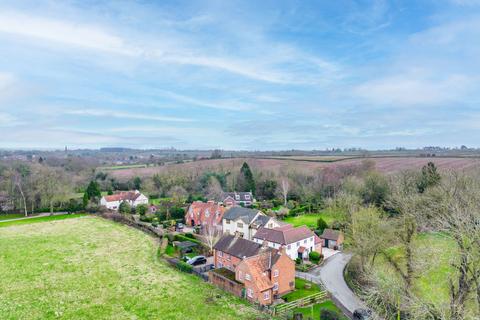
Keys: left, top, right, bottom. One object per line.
{"left": 283, "top": 278, "right": 321, "bottom": 302}
{"left": 294, "top": 300, "right": 347, "bottom": 319}
{"left": 0, "top": 216, "right": 264, "bottom": 320}
{"left": 0, "top": 213, "right": 24, "bottom": 221}
{"left": 0, "top": 213, "right": 87, "bottom": 228}
{"left": 283, "top": 208, "right": 342, "bottom": 228}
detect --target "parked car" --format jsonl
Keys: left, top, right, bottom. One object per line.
{"left": 353, "top": 309, "right": 372, "bottom": 320}
{"left": 186, "top": 255, "right": 207, "bottom": 266}
{"left": 176, "top": 222, "right": 184, "bottom": 231}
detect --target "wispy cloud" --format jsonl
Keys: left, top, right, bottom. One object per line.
{"left": 65, "top": 109, "right": 194, "bottom": 122}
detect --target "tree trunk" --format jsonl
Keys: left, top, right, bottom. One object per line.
{"left": 50, "top": 199, "right": 54, "bottom": 215}
{"left": 18, "top": 186, "right": 28, "bottom": 217}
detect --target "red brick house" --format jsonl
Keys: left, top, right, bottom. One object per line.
{"left": 221, "top": 192, "right": 255, "bottom": 207}
{"left": 185, "top": 201, "right": 225, "bottom": 228}
{"left": 210, "top": 234, "right": 295, "bottom": 305}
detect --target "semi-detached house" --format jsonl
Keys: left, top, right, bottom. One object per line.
{"left": 210, "top": 234, "right": 295, "bottom": 305}
{"left": 222, "top": 207, "right": 279, "bottom": 240}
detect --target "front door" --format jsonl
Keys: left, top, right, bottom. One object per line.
{"left": 297, "top": 251, "right": 303, "bottom": 260}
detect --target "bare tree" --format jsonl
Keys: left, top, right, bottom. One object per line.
{"left": 201, "top": 223, "right": 222, "bottom": 255}
{"left": 206, "top": 176, "right": 223, "bottom": 201}
{"left": 279, "top": 177, "right": 290, "bottom": 206}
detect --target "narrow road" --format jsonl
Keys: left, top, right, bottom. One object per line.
{"left": 297, "top": 252, "right": 366, "bottom": 318}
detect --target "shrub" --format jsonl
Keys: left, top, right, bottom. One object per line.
{"left": 176, "top": 261, "right": 193, "bottom": 273}
{"left": 174, "top": 234, "right": 202, "bottom": 245}
{"left": 183, "top": 233, "right": 195, "bottom": 239}
{"left": 118, "top": 201, "right": 131, "bottom": 214}
{"left": 136, "top": 204, "right": 148, "bottom": 216}
{"left": 309, "top": 251, "right": 321, "bottom": 264}
{"left": 320, "top": 309, "right": 340, "bottom": 320}
{"left": 316, "top": 217, "right": 328, "bottom": 232}
{"left": 330, "top": 220, "right": 347, "bottom": 231}
{"left": 295, "top": 258, "right": 302, "bottom": 265}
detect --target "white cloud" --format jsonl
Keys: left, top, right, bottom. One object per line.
{"left": 65, "top": 109, "right": 194, "bottom": 122}
{"left": 354, "top": 72, "right": 473, "bottom": 106}
{"left": 0, "top": 11, "right": 137, "bottom": 56}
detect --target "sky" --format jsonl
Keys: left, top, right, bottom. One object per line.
{"left": 0, "top": 0, "right": 479, "bottom": 150}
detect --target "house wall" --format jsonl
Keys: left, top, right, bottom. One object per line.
{"left": 214, "top": 249, "right": 242, "bottom": 271}
{"left": 253, "top": 236, "right": 315, "bottom": 260}
{"left": 222, "top": 218, "right": 252, "bottom": 239}
{"left": 271, "top": 253, "right": 295, "bottom": 296}
{"left": 235, "top": 263, "right": 273, "bottom": 305}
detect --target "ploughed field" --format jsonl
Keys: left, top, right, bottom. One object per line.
{"left": 107, "top": 157, "right": 480, "bottom": 180}
{"left": 0, "top": 216, "right": 264, "bottom": 320}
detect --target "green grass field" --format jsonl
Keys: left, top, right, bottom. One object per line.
{"left": 283, "top": 278, "right": 322, "bottom": 302}
{"left": 283, "top": 208, "right": 341, "bottom": 228}
{"left": 0, "top": 213, "right": 24, "bottom": 221}
{"left": 0, "top": 213, "right": 88, "bottom": 228}
{"left": 0, "top": 216, "right": 264, "bottom": 320}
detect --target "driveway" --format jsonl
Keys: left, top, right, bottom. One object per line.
{"left": 297, "top": 253, "right": 366, "bottom": 318}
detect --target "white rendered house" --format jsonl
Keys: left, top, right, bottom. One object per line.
{"left": 100, "top": 190, "right": 148, "bottom": 210}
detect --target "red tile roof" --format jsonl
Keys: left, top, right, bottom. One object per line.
{"left": 103, "top": 191, "right": 142, "bottom": 202}
{"left": 253, "top": 225, "right": 314, "bottom": 245}
{"left": 186, "top": 201, "right": 225, "bottom": 226}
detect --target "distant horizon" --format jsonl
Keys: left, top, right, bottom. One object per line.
{"left": 1, "top": 145, "right": 479, "bottom": 153}
{"left": 1, "top": 1, "right": 479, "bottom": 149}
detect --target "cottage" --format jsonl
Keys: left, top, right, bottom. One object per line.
{"left": 222, "top": 207, "right": 279, "bottom": 240}
{"left": 221, "top": 192, "right": 255, "bottom": 207}
{"left": 253, "top": 224, "right": 320, "bottom": 260}
{"left": 320, "top": 228, "right": 344, "bottom": 249}
{"left": 210, "top": 234, "right": 295, "bottom": 305}
{"left": 100, "top": 190, "right": 148, "bottom": 210}
{"left": 185, "top": 201, "right": 225, "bottom": 229}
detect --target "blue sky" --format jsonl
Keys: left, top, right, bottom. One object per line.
{"left": 0, "top": 0, "right": 479, "bottom": 150}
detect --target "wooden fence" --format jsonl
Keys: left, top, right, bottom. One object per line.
{"left": 273, "top": 291, "right": 329, "bottom": 316}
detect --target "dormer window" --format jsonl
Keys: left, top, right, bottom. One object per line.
{"left": 235, "top": 195, "right": 240, "bottom": 200}
{"left": 245, "top": 195, "right": 250, "bottom": 200}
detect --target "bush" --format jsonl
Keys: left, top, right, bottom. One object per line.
{"left": 176, "top": 261, "right": 193, "bottom": 273}
{"left": 330, "top": 220, "right": 347, "bottom": 231}
{"left": 174, "top": 234, "right": 202, "bottom": 245}
{"left": 309, "top": 251, "right": 321, "bottom": 264}
{"left": 316, "top": 217, "right": 328, "bottom": 232}
{"left": 118, "top": 201, "right": 131, "bottom": 214}
{"left": 136, "top": 204, "right": 148, "bottom": 216}
{"left": 295, "top": 258, "right": 302, "bottom": 265}
{"left": 183, "top": 233, "right": 195, "bottom": 239}
{"left": 320, "top": 309, "right": 340, "bottom": 320}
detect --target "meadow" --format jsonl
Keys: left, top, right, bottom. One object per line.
{"left": 282, "top": 209, "right": 341, "bottom": 228}
{"left": 0, "top": 216, "right": 264, "bottom": 320}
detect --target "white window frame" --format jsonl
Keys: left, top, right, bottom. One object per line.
{"left": 218, "top": 251, "right": 223, "bottom": 257}
{"left": 245, "top": 194, "right": 250, "bottom": 200}
{"left": 263, "top": 291, "right": 270, "bottom": 300}
{"left": 225, "top": 219, "right": 231, "bottom": 224}
{"left": 273, "top": 282, "right": 278, "bottom": 290}
{"left": 245, "top": 273, "right": 251, "bottom": 281}
{"left": 273, "top": 269, "right": 279, "bottom": 277}
{"left": 247, "top": 288, "right": 253, "bottom": 298}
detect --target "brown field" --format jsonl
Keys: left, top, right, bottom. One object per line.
{"left": 107, "top": 157, "right": 480, "bottom": 180}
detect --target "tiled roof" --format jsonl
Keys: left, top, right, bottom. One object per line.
{"left": 214, "top": 234, "right": 265, "bottom": 258}
{"left": 186, "top": 201, "right": 225, "bottom": 226}
{"left": 242, "top": 253, "right": 274, "bottom": 292}
{"left": 222, "top": 192, "right": 253, "bottom": 202}
{"left": 103, "top": 191, "right": 142, "bottom": 202}
{"left": 253, "top": 225, "right": 314, "bottom": 245}
{"left": 223, "top": 207, "right": 260, "bottom": 224}
{"left": 314, "top": 233, "right": 322, "bottom": 245}
{"left": 320, "top": 228, "right": 341, "bottom": 241}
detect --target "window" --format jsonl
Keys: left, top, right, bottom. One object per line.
{"left": 263, "top": 291, "right": 270, "bottom": 300}
{"left": 205, "top": 210, "right": 210, "bottom": 217}
{"left": 297, "top": 242, "right": 300, "bottom": 247}
{"left": 273, "top": 283, "right": 278, "bottom": 291}
{"left": 303, "top": 239, "right": 307, "bottom": 244}
{"left": 247, "top": 288, "right": 253, "bottom": 298}
{"left": 245, "top": 195, "right": 250, "bottom": 200}
{"left": 238, "top": 271, "right": 243, "bottom": 280}
{"left": 218, "top": 262, "right": 223, "bottom": 268}
{"left": 245, "top": 273, "right": 251, "bottom": 281}
{"left": 218, "top": 251, "right": 223, "bottom": 257}
{"left": 226, "top": 219, "right": 231, "bottom": 224}
{"left": 237, "top": 222, "right": 243, "bottom": 228}
{"left": 273, "top": 269, "right": 279, "bottom": 277}
{"left": 235, "top": 194, "right": 240, "bottom": 200}
{"left": 226, "top": 254, "right": 231, "bottom": 261}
